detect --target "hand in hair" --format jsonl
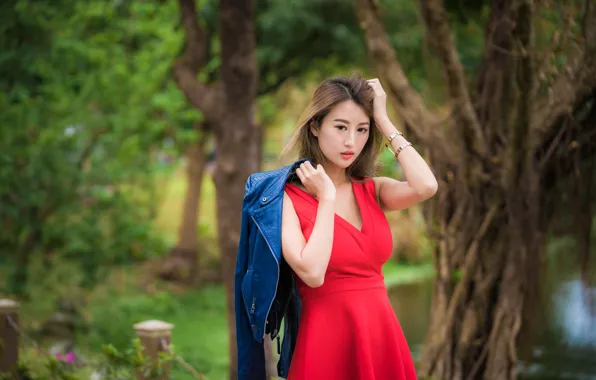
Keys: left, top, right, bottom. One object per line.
{"left": 366, "top": 78, "right": 388, "bottom": 125}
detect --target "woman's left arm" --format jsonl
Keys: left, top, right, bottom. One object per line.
{"left": 367, "top": 78, "right": 438, "bottom": 211}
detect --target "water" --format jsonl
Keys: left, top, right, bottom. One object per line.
{"left": 388, "top": 261, "right": 596, "bottom": 379}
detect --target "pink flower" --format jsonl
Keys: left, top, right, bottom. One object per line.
{"left": 56, "top": 352, "right": 76, "bottom": 364}
{"left": 65, "top": 352, "right": 76, "bottom": 363}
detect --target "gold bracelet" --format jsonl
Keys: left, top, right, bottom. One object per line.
{"left": 385, "top": 140, "right": 412, "bottom": 157}
{"left": 384, "top": 131, "right": 402, "bottom": 153}
{"left": 386, "top": 131, "right": 403, "bottom": 143}
{"left": 395, "top": 142, "right": 413, "bottom": 157}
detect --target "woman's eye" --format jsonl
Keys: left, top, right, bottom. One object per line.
{"left": 358, "top": 128, "right": 369, "bottom": 133}
{"left": 336, "top": 125, "right": 347, "bottom": 130}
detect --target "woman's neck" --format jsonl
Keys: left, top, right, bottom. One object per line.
{"left": 321, "top": 163, "right": 350, "bottom": 188}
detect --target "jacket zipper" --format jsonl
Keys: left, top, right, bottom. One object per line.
{"left": 251, "top": 215, "right": 279, "bottom": 339}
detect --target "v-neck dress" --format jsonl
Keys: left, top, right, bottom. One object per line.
{"left": 284, "top": 179, "right": 418, "bottom": 380}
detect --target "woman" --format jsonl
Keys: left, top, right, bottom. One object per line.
{"left": 281, "top": 74, "right": 437, "bottom": 379}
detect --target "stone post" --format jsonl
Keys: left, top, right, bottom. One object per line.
{"left": 133, "top": 320, "right": 174, "bottom": 380}
{"left": 0, "top": 299, "right": 19, "bottom": 378}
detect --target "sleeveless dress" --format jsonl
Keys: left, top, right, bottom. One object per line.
{"left": 285, "top": 179, "right": 418, "bottom": 380}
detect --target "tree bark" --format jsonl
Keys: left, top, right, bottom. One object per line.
{"left": 418, "top": 0, "right": 486, "bottom": 159}
{"left": 355, "top": 0, "right": 446, "bottom": 151}
{"left": 159, "top": 128, "right": 208, "bottom": 284}
{"left": 355, "top": 0, "right": 596, "bottom": 379}
{"left": 173, "top": 1, "right": 258, "bottom": 378}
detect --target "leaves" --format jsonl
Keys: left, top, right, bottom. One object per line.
{"left": 0, "top": 0, "right": 185, "bottom": 293}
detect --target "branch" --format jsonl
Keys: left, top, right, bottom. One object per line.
{"left": 178, "top": 0, "right": 208, "bottom": 72}
{"left": 219, "top": 0, "right": 258, "bottom": 112}
{"left": 473, "top": 0, "right": 515, "bottom": 145}
{"left": 354, "top": 0, "right": 448, "bottom": 158}
{"left": 506, "top": 0, "right": 534, "bottom": 187}
{"left": 419, "top": 0, "right": 487, "bottom": 158}
{"left": 535, "top": 2, "right": 577, "bottom": 86}
{"left": 532, "top": 0, "right": 596, "bottom": 148}
{"left": 173, "top": 0, "right": 223, "bottom": 123}
{"left": 583, "top": 0, "right": 596, "bottom": 53}
{"left": 539, "top": 94, "right": 596, "bottom": 191}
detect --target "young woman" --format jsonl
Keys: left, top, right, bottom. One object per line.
{"left": 281, "top": 74, "right": 437, "bottom": 379}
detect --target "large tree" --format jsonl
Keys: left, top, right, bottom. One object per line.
{"left": 164, "top": 0, "right": 370, "bottom": 284}
{"left": 356, "top": 0, "right": 596, "bottom": 379}
{"left": 172, "top": 0, "right": 258, "bottom": 378}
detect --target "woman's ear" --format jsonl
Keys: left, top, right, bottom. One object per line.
{"left": 309, "top": 120, "right": 319, "bottom": 137}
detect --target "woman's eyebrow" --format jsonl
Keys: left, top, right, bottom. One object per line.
{"left": 333, "top": 118, "right": 370, "bottom": 126}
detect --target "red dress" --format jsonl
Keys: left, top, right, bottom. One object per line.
{"left": 285, "top": 179, "right": 418, "bottom": 380}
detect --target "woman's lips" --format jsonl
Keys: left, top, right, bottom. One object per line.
{"left": 340, "top": 152, "right": 354, "bottom": 160}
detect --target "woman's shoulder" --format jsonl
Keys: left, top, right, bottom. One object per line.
{"left": 353, "top": 176, "right": 379, "bottom": 202}
{"left": 352, "top": 176, "right": 376, "bottom": 189}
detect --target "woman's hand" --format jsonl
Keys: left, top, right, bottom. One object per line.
{"left": 296, "top": 162, "right": 336, "bottom": 201}
{"left": 367, "top": 78, "right": 389, "bottom": 125}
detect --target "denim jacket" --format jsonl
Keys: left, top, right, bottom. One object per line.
{"left": 235, "top": 159, "right": 307, "bottom": 379}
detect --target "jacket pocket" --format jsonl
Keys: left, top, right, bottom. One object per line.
{"left": 241, "top": 269, "right": 258, "bottom": 325}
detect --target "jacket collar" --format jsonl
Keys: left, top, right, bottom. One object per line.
{"left": 257, "top": 158, "right": 309, "bottom": 207}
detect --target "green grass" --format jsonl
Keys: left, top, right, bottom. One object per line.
{"left": 383, "top": 261, "right": 435, "bottom": 287}
{"left": 167, "top": 286, "right": 229, "bottom": 380}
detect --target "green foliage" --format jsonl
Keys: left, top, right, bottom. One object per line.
{"left": 0, "top": 338, "right": 177, "bottom": 380}
{"left": 100, "top": 338, "right": 177, "bottom": 380}
{"left": 0, "top": 0, "right": 197, "bottom": 294}
{"left": 256, "top": 0, "right": 367, "bottom": 92}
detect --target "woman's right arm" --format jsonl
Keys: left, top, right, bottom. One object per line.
{"left": 281, "top": 162, "right": 336, "bottom": 288}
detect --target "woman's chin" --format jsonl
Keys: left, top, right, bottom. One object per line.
{"left": 330, "top": 159, "right": 353, "bottom": 169}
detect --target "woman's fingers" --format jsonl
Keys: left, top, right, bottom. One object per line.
{"left": 301, "top": 161, "right": 316, "bottom": 175}
{"left": 305, "top": 161, "right": 316, "bottom": 172}
{"left": 367, "top": 78, "right": 382, "bottom": 89}
{"left": 296, "top": 167, "right": 305, "bottom": 183}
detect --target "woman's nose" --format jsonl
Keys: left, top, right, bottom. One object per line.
{"left": 345, "top": 133, "right": 354, "bottom": 147}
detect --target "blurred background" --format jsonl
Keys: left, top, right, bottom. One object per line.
{"left": 1, "top": 0, "right": 595, "bottom": 379}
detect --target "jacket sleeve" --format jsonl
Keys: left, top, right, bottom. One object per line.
{"left": 235, "top": 177, "right": 267, "bottom": 379}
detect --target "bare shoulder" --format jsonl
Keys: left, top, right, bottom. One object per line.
{"left": 281, "top": 191, "right": 306, "bottom": 260}
{"left": 372, "top": 176, "right": 408, "bottom": 190}
{"left": 283, "top": 190, "right": 295, "bottom": 211}
{"left": 282, "top": 191, "right": 300, "bottom": 223}
{"left": 372, "top": 176, "right": 403, "bottom": 193}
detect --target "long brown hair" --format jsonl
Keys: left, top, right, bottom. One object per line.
{"left": 282, "top": 73, "right": 383, "bottom": 179}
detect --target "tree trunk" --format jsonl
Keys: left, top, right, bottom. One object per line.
{"left": 419, "top": 186, "right": 540, "bottom": 380}
{"left": 214, "top": 118, "right": 259, "bottom": 380}
{"left": 159, "top": 129, "right": 208, "bottom": 284}
{"left": 173, "top": 1, "right": 258, "bottom": 378}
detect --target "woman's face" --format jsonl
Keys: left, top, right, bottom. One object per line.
{"left": 311, "top": 100, "right": 371, "bottom": 170}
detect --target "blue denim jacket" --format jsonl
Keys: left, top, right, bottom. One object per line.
{"left": 235, "top": 159, "right": 307, "bottom": 379}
